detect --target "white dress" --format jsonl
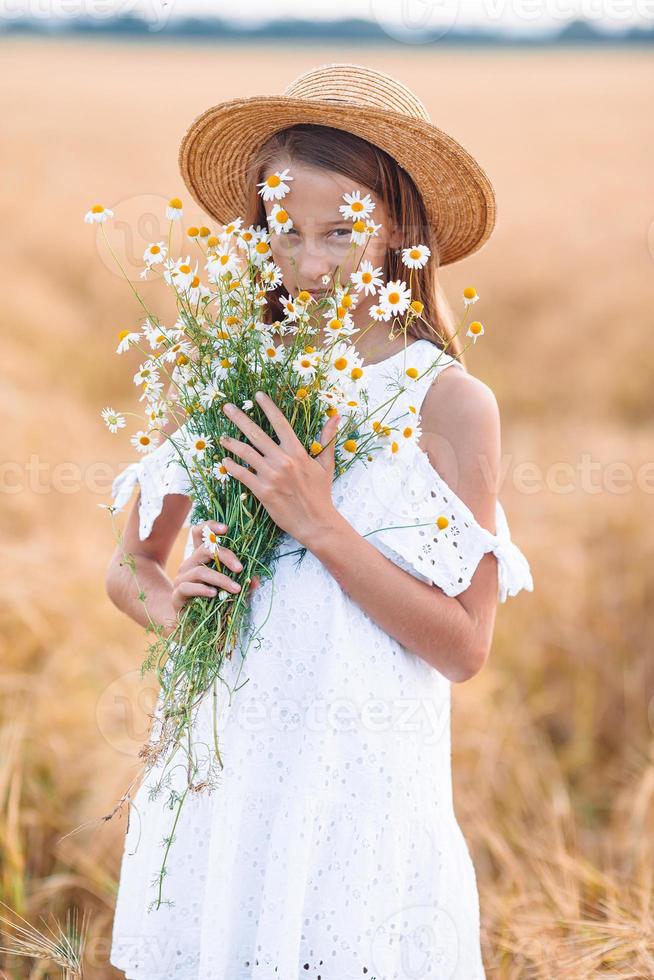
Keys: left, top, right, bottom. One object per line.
{"left": 109, "top": 339, "right": 534, "bottom": 980}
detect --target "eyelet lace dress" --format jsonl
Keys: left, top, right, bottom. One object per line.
{"left": 109, "top": 339, "right": 534, "bottom": 980}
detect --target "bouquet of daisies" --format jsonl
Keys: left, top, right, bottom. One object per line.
{"left": 87, "top": 171, "right": 484, "bottom": 907}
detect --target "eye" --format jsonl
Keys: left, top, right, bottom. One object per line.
{"left": 331, "top": 228, "right": 351, "bottom": 237}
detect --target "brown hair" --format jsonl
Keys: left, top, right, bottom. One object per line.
{"left": 242, "top": 124, "right": 466, "bottom": 368}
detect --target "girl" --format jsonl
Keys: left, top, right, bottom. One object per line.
{"left": 108, "top": 63, "right": 533, "bottom": 980}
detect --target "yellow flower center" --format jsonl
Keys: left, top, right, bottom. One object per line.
{"left": 343, "top": 439, "right": 358, "bottom": 453}
{"left": 266, "top": 348, "right": 276, "bottom": 358}
{"left": 436, "top": 515, "right": 449, "bottom": 529}
{"left": 388, "top": 291, "right": 400, "bottom": 305}
{"left": 179, "top": 264, "right": 191, "bottom": 274}
{"left": 177, "top": 354, "right": 189, "bottom": 366}
{"left": 362, "top": 272, "right": 372, "bottom": 283}
{"left": 296, "top": 387, "right": 309, "bottom": 400}
{"left": 410, "top": 300, "right": 424, "bottom": 314}
{"left": 255, "top": 242, "right": 270, "bottom": 254}
{"left": 469, "top": 321, "right": 483, "bottom": 335}
{"left": 403, "top": 426, "right": 413, "bottom": 438}
{"left": 275, "top": 209, "right": 289, "bottom": 223}
{"left": 297, "top": 290, "right": 311, "bottom": 303}
{"left": 463, "top": 286, "right": 477, "bottom": 299}
{"left": 149, "top": 245, "right": 161, "bottom": 255}
{"left": 406, "top": 367, "right": 418, "bottom": 379}
{"left": 168, "top": 197, "right": 182, "bottom": 209}
{"left": 351, "top": 367, "right": 363, "bottom": 380}
{"left": 139, "top": 435, "right": 151, "bottom": 446}
{"left": 195, "top": 440, "right": 206, "bottom": 450}
{"left": 351, "top": 201, "right": 364, "bottom": 211}
{"left": 117, "top": 329, "right": 131, "bottom": 340}
{"left": 334, "top": 357, "right": 347, "bottom": 371}
{"left": 199, "top": 226, "right": 210, "bottom": 237}
{"left": 220, "top": 358, "right": 231, "bottom": 368}
{"left": 207, "top": 235, "right": 219, "bottom": 247}
{"left": 341, "top": 294, "right": 353, "bottom": 308}
{"left": 310, "top": 441, "right": 323, "bottom": 456}
{"left": 410, "top": 248, "right": 421, "bottom": 259}
{"left": 91, "top": 204, "right": 104, "bottom": 213}
{"left": 328, "top": 319, "right": 343, "bottom": 331}
{"left": 266, "top": 174, "right": 281, "bottom": 187}
{"left": 190, "top": 276, "right": 200, "bottom": 288}
{"left": 187, "top": 226, "right": 199, "bottom": 237}
{"left": 352, "top": 219, "right": 366, "bottom": 233}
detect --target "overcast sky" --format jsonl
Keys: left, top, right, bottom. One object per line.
{"left": 4, "top": 0, "right": 652, "bottom": 34}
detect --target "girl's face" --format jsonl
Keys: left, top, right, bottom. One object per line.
{"left": 262, "top": 158, "right": 400, "bottom": 322}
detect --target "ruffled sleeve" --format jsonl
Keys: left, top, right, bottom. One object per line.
{"left": 365, "top": 449, "right": 534, "bottom": 603}
{"left": 110, "top": 432, "right": 194, "bottom": 542}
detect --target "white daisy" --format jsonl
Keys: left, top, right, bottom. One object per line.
{"left": 163, "top": 256, "right": 197, "bottom": 290}
{"left": 212, "top": 460, "right": 232, "bottom": 485}
{"left": 369, "top": 303, "right": 392, "bottom": 322}
{"left": 401, "top": 244, "right": 431, "bottom": 269}
{"left": 260, "top": 260, "right": 284, "bottom": 290}
{"left": 339, "top": 190, "right": 376, "bottom": 221}
{"left": 257, "top": 169, "right": 293, "bottom": 201}
{"left": 189, "top": 434, "right": 212, "bottom": 458}
{"left": 378, "top": 279, "right": 411, "bottom": 317}
{"left": 131, "top": 430, "right": 155, "bottom": 454}
{"left": 281, "top": 294, "right": 300, "bottom": 322}
{"left": 202, "top": 524, "right": 223, "bottom": 557}
{"left": 165, "top": 197, "right": 183, "bottom": 221}
{"left": 260, "top": 342, "right": 285, "bottom": 364}
{"left": 144, "top": 400, "right": 168, "bottom": 430}
{"left": 133, "top": 361, "right": 160, "bottom": 387}
{"left": 351, "top": 219, "right": 382, "bottom": 247}
{"left": 250, "top": 237, "right": 274, "bottom": 267}
{"left": 144, "top": 241, "right": 167, "bottom": 265}
{"left": 293, "top": 350, "right": 321, "bottom": 380}
{"left": 466, "top": 321, "right": 485, "bottom": 344}
{"left": 84, "top": 204, "right": 113, "bottom": 224}
{"left": 350, "top": 260, "right": 384, "bottom": 296}
{"left": 220, "top": 217, "right": 244, "bottom": 239}
{"left": 101, "top": 407, "right": 126, "bottom": 433}
{"left": 325, "top": 342, "right": 363, "bottom": 384}
{"left": 267, "top": 203, "right": 294, "bottom": 235}
{"left": 206, "top": 247, "right": 240, "bottom": 281}
{"left": 199, "top": 380, "right": 227, "bottom": 410}
{"left": 463, "top": 286, "right": 480, "bottom": 306}
{"left": 242, "top": 399, "right": 254, "bottom": 412}
{"left": 116, "top": 328, "right": 141, "bottom": 354}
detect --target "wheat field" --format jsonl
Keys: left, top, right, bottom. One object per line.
{"left": 0, "top": 35, "right": 652, "bottom": 978}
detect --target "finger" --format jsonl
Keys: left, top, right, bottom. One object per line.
{"left": 174, "top": 580, "right": 222, "bottom": 601}
{"left": 189, "top": 565, "right": 242, "bottom": 593}
{"left": 251, "top": 390, "right": 304, "bottom": 453}
{"left": 218, "top": 456, "right": 261, "bottom": 497}
{"left": 219, "top": 433, "right": 267, "bottom": 474}
{"left": 222, "top": 400, "right": 282, "bottom": 458}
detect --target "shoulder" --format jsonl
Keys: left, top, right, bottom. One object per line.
{"left": 418, "top": 364, "right": 501, "bottom": 531}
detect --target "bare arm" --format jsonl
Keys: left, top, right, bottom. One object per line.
{"left": 310, "top": 369, "right": 502, "bottom": 683}
{"left": 105, "top": 394, "right": 250, "bottom": 636}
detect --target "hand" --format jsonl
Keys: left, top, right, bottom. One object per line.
{"left": 218, "top": 391, "right": 341, "bottom": 549}
{"left": 169, "top": 520, "right": 260, "bottom": 618}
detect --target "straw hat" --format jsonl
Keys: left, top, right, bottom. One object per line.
{"left": 178, "top": 62, "right": 496, "bottom": 267}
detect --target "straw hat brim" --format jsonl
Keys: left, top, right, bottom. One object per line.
{"left": 178, "top": 95, "right": 496, "bottom": 267}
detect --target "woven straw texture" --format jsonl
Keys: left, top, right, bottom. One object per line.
{"left": 178, "top": 63, "right": 496, "bottom": 267}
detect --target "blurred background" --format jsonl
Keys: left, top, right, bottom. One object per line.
{"left": 1, "top": 1, "right": 653, "bottom": 976}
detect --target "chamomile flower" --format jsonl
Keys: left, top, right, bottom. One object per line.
{"left": 401, "top": 244, "right": 431, "bottom": 269}
{"left": 235, "top": 224, "right": 265, "bottom": 251}
{"left": 84, "top": 204, "right": 114, "bottom": 224}
{"left": 260, "top": 343, "right": 285, "bottom": 363}
{"left": 186, "top": 275, "right": 212, "bottom": 306}
{"left": 101, "top": 407, "right": 126, "bottom": 433}
{"left": 242, "top": 399, "right": 254, "bottom": 412}
{"left": 257, "top": 169, "right": 293, "bottom": 201}
{"left": 220, "top": 217, "right": 244, "bottom": 240}
{"left": 163, "top": 256, "right": 197, "bottom": 290}
{"left": 206, "top": 247, "right": 241, "bottom": 280}
{"left": 463, "top": 286, "right": 479, "bottom": 306}
{"left": 467, "top": 321, "right": 485, "bottom": 343}
{"left": 339, "top": 190, "right": 376, "bottom": 221}
{"left": 189, "top": 434, "right": 212, "bottom": 458}
{"left": 116, "top": 328, "right": 141, "bottom": 354}
{"left": 267, "top": 203, "right": 294, "bottom": 235}
{"left": 369, "top": 304, "right": 392, "bottom": 322}
{"left": 351, "top": 219, "right": 382, "bottom": 246}
{"left": 350, "top": 260, "right": 384, "bottom": 296}
{"left": 133, "top": 361, "right": 160, "bottom": 387}
{"left": 260, "top": 261, "right": 284, "bottom": 290}
{"left": 199, "top": 380, "right": 227, "bottom": 410}
{"left": 166, "top": 197, "right": 183, "bottom": 220}
{"left": 378, "top": 280, "right": 411, "bottom": 317}
{"left": 143, "top": 242, "right": 167, "bottom": 265}
{"left": 281, "top": 294, "right": 300, "bottom": 322}
{"left": 326, "top": 342, "right": 364, "bottom": 386}
{"left": 212, "top": 460, "right": 232, "bottom": 485}
{"left": 202, "top": 524, "right": 223, "bottom": 557}
{"left": 131, "top": 430, "right": 155, "bottom": 454}
{"left": 250, "top": 237, "right": 274, "bottom": 267}
{"left": 293, "top": 349, "right": 321, "bottom": 380}
{"left": 144, "top": 400, "right": 168, "bottom": 430}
